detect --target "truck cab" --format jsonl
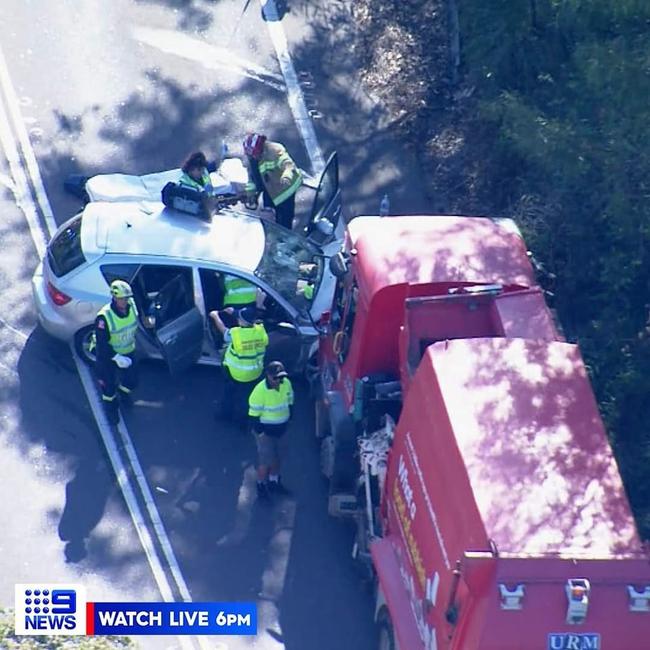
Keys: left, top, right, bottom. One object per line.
{"left": 313, "top": 215, "right": 555, "bottom": 510}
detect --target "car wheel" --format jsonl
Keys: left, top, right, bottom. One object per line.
{"left": 74, "top": 325, "right": 96, "bottom": 366}
{"left": 377, "top": 610, "right": 396, "bottom": 650}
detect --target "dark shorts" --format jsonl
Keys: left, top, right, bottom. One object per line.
{"left": 254, "top": 429, "right": 288, "bottom": 466}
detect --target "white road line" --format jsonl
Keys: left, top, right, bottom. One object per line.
{"left": 74, "top": 359, "right": 178, "bottom": 602}
{"left": 0, "top": 40, "right": 203, "bottom": 650}
{"left": 132, "top": 26, "right": 286, "bottom": 93}
{"left": 0, "top": 78, "right": 46, "bottom": 258}
{"left": 75, "top": 359, "right": 196, "bottom": 650}
{"left": 0, "top": 315, "right": 29, "bottom": 340}
{"left": 0, "top": 45, "right": 58, "bottom": 236}
{"left": 254, "top": 7, "right": 323, "bottom": 648}
{"left": 259, "top": 0, "right": 325, "bottom": 174}
{"left": 115, "top": 415, "right": 192, "bottom": 601}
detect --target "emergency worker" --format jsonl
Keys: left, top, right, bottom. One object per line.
{"left": 179, "top": 151, "right": 213, "bottom": 192}
{"left": 248, "top": 361, "right": 294, "bottom": 499}
{"left": 94, "top": 280, "right": 139, "bottom": 426}
{"left": 209, "top": 306, "right": 269, "bottom": 423}
{"left": 222, "top": 274, "right": 258, "bottom": 312}
{"left": 242, "top": 133, "right": 302, "bottom": 230}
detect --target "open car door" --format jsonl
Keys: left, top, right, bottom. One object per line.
{"left": 151, "top": 275, "right": 204, "bottom": 374}
{"left": 304, "top": 152, "right": 342, "bottom": 244}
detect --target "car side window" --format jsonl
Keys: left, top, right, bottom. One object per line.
{"left": 100, "top": 264, "right": 139, "bottom": 286}
{"left": 198, "top": 268, "right": 225, "bottom": 315}
{"left": 131, "top": 265, "right": 194, "bottom": 329}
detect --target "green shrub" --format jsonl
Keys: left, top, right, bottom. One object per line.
{"left": 0, "top": 609, "right": 134, "bottom": 650}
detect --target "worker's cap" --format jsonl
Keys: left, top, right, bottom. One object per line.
{"left": 238, "top": 307, "right": 257, "bottom": 325}
{"left": 110, "top": 279, "right": 133, "bottom": 299}
{"left": 243, "top": 133, "right": 266, "bottom": 158}
{"left": 266, "top": 361, "right": 288, "bottom": 379}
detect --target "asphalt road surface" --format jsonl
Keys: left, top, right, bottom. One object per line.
{"left": 0, "top": 1, "right": 430, "bottom": 648}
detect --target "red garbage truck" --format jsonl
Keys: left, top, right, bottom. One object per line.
{"left": 311, "top": 215, "right": 650, "bottom": 649}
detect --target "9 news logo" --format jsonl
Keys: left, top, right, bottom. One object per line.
{"left": 15, "top": 584, "right": 86, "bottom": 635}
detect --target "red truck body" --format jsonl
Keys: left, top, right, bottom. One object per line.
{"left": 377, "top": 337, "right": 649, "bottom": 649}
{"left": 314, "top": 215, "right": 650, "bottom": 650}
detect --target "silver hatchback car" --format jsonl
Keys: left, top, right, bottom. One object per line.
{"left": 32, "top": 154, "right": 342, "bottom": 374}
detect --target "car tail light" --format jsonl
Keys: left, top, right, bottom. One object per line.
{"left": 47, "top": 281, "right": 72, "bottom": 306}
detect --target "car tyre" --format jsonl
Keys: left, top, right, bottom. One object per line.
{"left": 74, "top": 325, "right": 97, "bottom": 366}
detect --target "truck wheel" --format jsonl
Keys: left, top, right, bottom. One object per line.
{"left": 320, "top": 435, "right": 335, "bottom": 479}
{"left": 315, "top": 399, "right": 331, "bottom": 439}
{"left": 74, "top": 325, "right": 96, "bottom": 366}
{"left": 305, "top": 354, "right": 320, "bottom": 399}
{"left": 377, "top": 610, "right": 395, "bottom": 650}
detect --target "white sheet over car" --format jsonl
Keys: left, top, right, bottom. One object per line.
{"left": 85, "top": 158, "right": 249, "bottom": 203}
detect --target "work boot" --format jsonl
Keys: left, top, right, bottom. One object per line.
{"left": 256, "top": 481, "right": 271, "bottom": 501}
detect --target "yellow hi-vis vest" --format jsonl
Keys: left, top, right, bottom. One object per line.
{"left": 179, "top": 170, "right": 211, "bottom": 191}
{"left": 223, "top": 276, "right": 257, "bottom": 306}
{"left": 224, "top": 324, "right": 268, "bottom": 382}
{"left": 97, "top": 300, "right": 138, "bottom": 354}
{"left": 248, "top": 377, "right": 294, "bottom": 424}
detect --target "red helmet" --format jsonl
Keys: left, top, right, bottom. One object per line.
{"left": 243, "top": 133, "right": 266, "bottom": 158}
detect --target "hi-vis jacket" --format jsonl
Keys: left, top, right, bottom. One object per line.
{"left": 95, "top": 299, "right": 138, "bottom": 356}
{"left": 248, "top": 377, "right": 294, "bottom": 424}
{"left": 250, "top": 141, "right": 302, "bottom": 206}
{"left": 179, "top": 169, "right": 211, "bottom": 191}
{"left": 223, "top": 324, "right": 269, "bottom": 382}
{"left": 223, "top": 275, "right": 257, "bottom": 306}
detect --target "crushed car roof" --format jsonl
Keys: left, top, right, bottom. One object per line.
{"left": 81, "top": 201, "right": 266, "bottom": 272}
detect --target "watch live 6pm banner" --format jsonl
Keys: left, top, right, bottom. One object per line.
{"left": 15, "top": 585, "right": 257, "bottom": 636}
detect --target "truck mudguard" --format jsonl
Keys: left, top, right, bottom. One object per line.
{"left": 325, "top": 389, "right": 358, "bottom": 493}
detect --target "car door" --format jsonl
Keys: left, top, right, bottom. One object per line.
{"left": 149, "top": 271, "right": 204, "bottom": 374}
{"left": 198, "top": 266, "right": 305, "bottom": 373}
{"left": 304, "top": 152, "right": 342, "bottom": 244}
{"left": 260, "top": 292, "right": 306, "bottom": 374}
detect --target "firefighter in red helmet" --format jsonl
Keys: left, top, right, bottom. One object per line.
{"left": 243, "top": 133, "right": 302, "bottom": 230}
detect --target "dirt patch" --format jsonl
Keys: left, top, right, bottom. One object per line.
{"left": 352, "top": 0, "right": 505, "bottom": 215}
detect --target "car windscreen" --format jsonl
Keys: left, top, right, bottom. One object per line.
{"left": 255, "top": 221, "right": 323, "bottom": 311}
{"left": 47, "top": 214, "right": 86, "bottom": 277}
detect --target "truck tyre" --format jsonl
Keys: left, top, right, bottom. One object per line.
{"left": 315, "top": 399, "right": 331, "bottom": 439}
{"left": 377, "top": 610, "right": 396, "bottom": 650}
{"left": 329, "top": 417, "right": 357, "bottom": 493}
{"left": 305, "top": 354, "right": 320, "bottom": 399}
{"left": 320, "top": 435, "right": 335, "bottom": 479}
{"left": 74, "top": 325, "right": 96, "bottom": 366}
